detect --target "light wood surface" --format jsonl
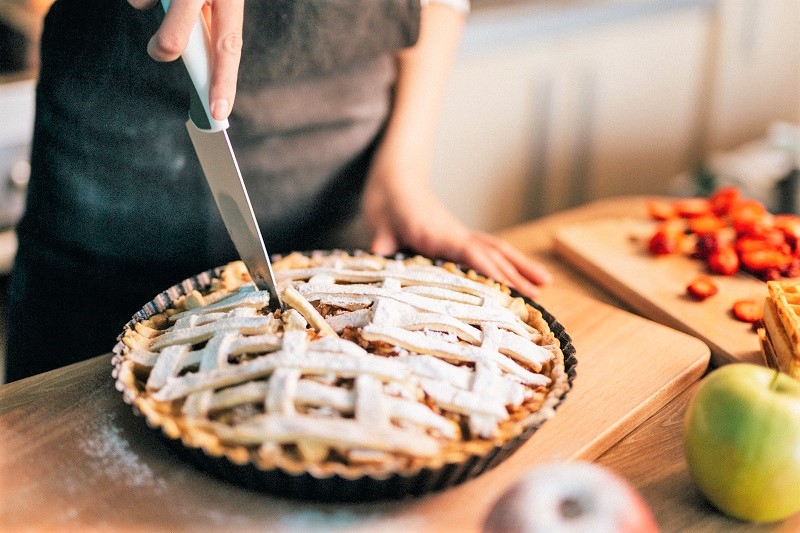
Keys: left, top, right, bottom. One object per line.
{"left": 552, "top": 216, "right": 768, "bottom": 367}
{"left": 0, "top": 274, "right": 708, "bottom": 531}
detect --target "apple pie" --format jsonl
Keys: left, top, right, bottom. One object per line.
{"left": 112, "top": 251, "right": 574, "bottom": 499}
{"left": 759, "top": 280, "right": 800, "bottom": 377}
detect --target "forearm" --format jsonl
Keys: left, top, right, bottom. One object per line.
{"left": 362, "top": 3, "right": 552, "bottom": 291}
{"left": 371, "top": 3, "right": 467, "bottom": 187}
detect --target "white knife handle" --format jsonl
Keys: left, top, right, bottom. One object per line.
{"left": 160, "top": 0, "right": 229, "bottom": 132}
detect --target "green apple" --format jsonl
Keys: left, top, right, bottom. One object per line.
{"left": 684, "top": 363, "right": 800, "bottom": 523}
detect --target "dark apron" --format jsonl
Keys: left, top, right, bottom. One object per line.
{"left": 6, "top": 0, "right": 420, "bottom": 381}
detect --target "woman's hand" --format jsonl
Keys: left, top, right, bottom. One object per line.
{"left": 363, "top": 173, "right": 552, "bottom": 299}
{"left": 128, "top": 0, "right": 243, "bottom": 120}
{"left": 364, "top": 3, "right": 551, "bottom": 299}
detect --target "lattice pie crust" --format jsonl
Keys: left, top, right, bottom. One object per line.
{"left": 113, "top": 252, "right": 570, "bottom": 479}
{"left": 760, "top": 280, "right": 800, "bottom": 377}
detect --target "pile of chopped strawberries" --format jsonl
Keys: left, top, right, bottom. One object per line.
{"left": 645, "top": 186, "right": 800, "bottom": 324}
{"left": 647, "top": 186, "right": 800, "bottom": 281}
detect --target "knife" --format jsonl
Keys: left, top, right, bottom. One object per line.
{"left": 161, "top": 1, "right": 284, "bottom": 309}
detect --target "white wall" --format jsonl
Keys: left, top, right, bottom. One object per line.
{"left": 431, "top": 0, "right": 800, "bottom": 232}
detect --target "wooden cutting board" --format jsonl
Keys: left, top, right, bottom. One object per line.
{"left": 2, "top": 291, "right": 709, "bottom": 532}
{"left": 554, "top": 217, "right": 768, "bottom": 367}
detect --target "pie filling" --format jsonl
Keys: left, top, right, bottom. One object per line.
{"left": 114, "top": 251, "right": 569, "bottom": 478}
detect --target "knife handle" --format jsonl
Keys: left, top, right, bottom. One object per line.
{"left": 160, "top": 0, "right": 229, "bottom": 132}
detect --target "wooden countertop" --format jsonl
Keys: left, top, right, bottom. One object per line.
{"left": 2, "top": 196, "right": 798, "bottom": 531}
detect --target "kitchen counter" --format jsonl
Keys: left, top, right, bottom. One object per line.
{"left": 2, "top": 196, "right": 798, "bottom": 532}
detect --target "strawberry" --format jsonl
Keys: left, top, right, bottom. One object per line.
{"left": 675, "top": 198, "right": 712, "bottom": 218}
{"left": 648, "top": 225, "right": 682, "bottom": 255}
{"left": 687, "top": 276, "right": 718, "bottom": 301}
{"left": 693, "top": 231, "right": 725, "bottom": 260}
{"left": 740, "top": 248, "right": 793, "bottom": 274}
{"left": 751, "top": 227, "right": 788, "bottom": 250}
{"left": 689, "top": 215, "right": 727, "bottom": 235}
{"left": 783, "top": 255, "right": 800, "bottom": 278}
{"left": 646, "top": 200, "right": 677, "bottom": 221}
{"left": 706, "top": 246, "right": 739, "bottom": 276}
{"left": 729, "top": 200, "right": 769, "bottom": 235}
{"left": 734, "top": 236, "right": 783, "bottom": 255}
{"left": 774, "top": 215, "right": 800, "bottom": 251}
{"left": 761, "top": 267, "right": 784, "bottom": 281}
{"left": 709, "top": 186, "right": 741, "bottom": 216}
{"left": 732, "top": 300, "right": 763, "bottom": 323}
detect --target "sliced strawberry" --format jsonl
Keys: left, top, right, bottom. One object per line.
{"left": 737, "top": 215, "right": 775, "bottom": 239}
{"left": 648, "top": 232, "right": 676, "bottom": 255}
{"left": 693, "top": 231, "right": 725, "bottom": 260}
{"left": 675, "top": 198, "right": 712, "bottom": 218}
{"left": 734, "top": 236, "right": 776, "bottom": 255}
{"left": 732, "top": 299, "right": 763, "bottom": 323}
{"left": 646, "top": 199, "right": 677, "bottom": 221}
{"left": 783, "top": 255, "right": 800, "bottom": 278}
{"left": 687, "top": 276, "right": 718, "bottom": 301}
{"left": 765, "top": 268, "right": 785, "bottom": 280}
{"left": 648, "top": 224, "right": 683, "bottom": 255}
{"left": 706, "top": 246, "right": 739, "bottom": 276}
{"left": 689, "top": 215, "right": 726, "bottom": 235}
{"left": 774, "top": 214, "right": 800, "bottom": 251}
{"left": 748, "top": 227, "right": 788, "bottom": 250}
{"left": 709, "top": 186, "right": 741, "bottom": 216}
{"left": 730, "top": 199, "right": 769, "bottom": 235}
{"left": 740, "top": 248, "right": 793, "bottom": 274}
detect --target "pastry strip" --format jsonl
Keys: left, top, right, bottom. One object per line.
{"left": 215, "top": 414, "right": 441, "bottom": 457}
{"left": 282, "top": 286, "right": 337, "bottom": 337}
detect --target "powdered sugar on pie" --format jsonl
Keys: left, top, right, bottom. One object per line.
{"left": 113, "top": 251, "right": 569, "bottom": 478}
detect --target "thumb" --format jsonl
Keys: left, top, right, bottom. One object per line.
{"left": 370, "top": 222, "right": 399, "bottom": 257}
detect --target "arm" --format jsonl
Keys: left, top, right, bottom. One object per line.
{"left": 363, "top": 2, "right": 552, "bottom": 298}
{"left": 128, "top": 0, "right": 243, "bottom": 120}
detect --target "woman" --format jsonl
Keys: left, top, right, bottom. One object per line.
{"left": 6, "top": 0, "right": 551, "bottom": 382}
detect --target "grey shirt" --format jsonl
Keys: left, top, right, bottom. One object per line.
{"left": 18, "top": 0, "right": 420, "bottom": 268}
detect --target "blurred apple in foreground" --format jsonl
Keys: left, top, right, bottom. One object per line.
{"left": 684, "top": 363, "right": 800, "bottom": 523}
{"left": 482, "top": 462, "right": 658, "bottom": 533}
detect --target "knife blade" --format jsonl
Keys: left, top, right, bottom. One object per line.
{"left": 185, "top": 121, "right": 283, "bottom": 309}
{"left": 161, "top": 0, "right": 284, "bottom": 309}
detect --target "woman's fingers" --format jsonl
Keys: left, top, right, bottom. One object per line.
{"left": 146, "top": 0, "right": 206, "bottom": 62}
{"left": 475, "top": 233, "right": 553, "bottom": 286}
{"left": 461, "top": 242, "right": 542, "bottom": 299}
{"left": 128, "top": 0, "right": 160, "bottom": 10}
{"left": 208, "top": 0, "right": 244, "bottom": 120}
{"left": 459, "top": 244, "right": 508, "bottom": 283}
{"left": 370, "top": 219, "right": 400, "bottom": 257}
{"left": 484, "top": 246, "right": 543, "bottom": 298}
{"left": 130, "top": 0, "right": 242, "bottom": 121}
